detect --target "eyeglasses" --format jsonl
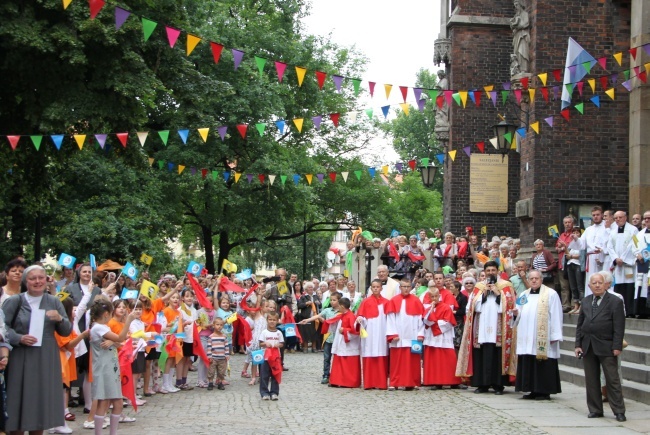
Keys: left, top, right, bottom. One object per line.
{"left": 644, "top": 217, "right": 650, "bottom": 220}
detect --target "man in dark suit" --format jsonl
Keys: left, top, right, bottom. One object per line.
{"left": 575, "top": 272, "right": 626, "bottom": 422}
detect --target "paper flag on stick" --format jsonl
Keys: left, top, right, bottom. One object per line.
{"left": 121, "top": 288, "right": 139, "bottom": 300}
{"left": 140, "top": 280, "right": 159, "bottom": 301}
{"left": 186, "top": 261, "right": 203, "bottom": 276}
{"left": 548, "top": 225, "right": 560, "bottom": 238}
{"left": 58, "top": 253, "right": 76, "bottom": 268}
{"left": 140, "top": 253, "right": 153, "bottom": 265}
{"left": 122, "top": 262, "right": 139, "bottom": 280}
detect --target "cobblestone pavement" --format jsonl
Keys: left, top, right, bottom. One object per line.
{"left": 65, "top": 352, "right": 650, "bottom": 435}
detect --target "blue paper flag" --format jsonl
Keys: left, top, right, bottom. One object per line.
{"left": 410, "top": 340, "right": 423, "bottom": 354}
{"left": 251, "top": 349, "right": 264, "bottom": 365}
{"left": 516, "top": 294, "right": 528, "bottom": 305}
{"left": 58, "top": 253, "right": 76, "bottom": 268}
{"left": 89, "top": 254, "right": 97, "bottom": 270}
{"left": 187, "top": 261, "right": 203, "bottom": 276}
{"left": 121, "top": 288, "right": 139, "bottom": 299}
{"left": 381, "top": 105, "right": 390, "bottom": 118}
{"left": 178, "top": 129, "right": 189, "bottom": 144}
{"left": 390, "top": 229, "right": 400, "bottom": 237}
{"left": 122, "top": 262, "right": 139, "bottom": 280}
{"left": 235, "top": 269, "right": 253, "bottom": 281}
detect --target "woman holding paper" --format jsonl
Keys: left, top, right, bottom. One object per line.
{"left": 2, "top": 264, "right": 72, "bottom": 434}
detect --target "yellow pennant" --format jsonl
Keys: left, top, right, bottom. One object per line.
{"left": 530, "top": 121, "right": 540, "bottom": 134}
{"left": 382, "top": 165, "right": 389, "bottom": 176}
{"left": 399, "top": 102, "right": 409, "bottom": 116}
{"left": 459, "top": 91, "right": 468, "bottom": 108}
{"left": 605, "top": 88, "right": 615, "bottom": 100}
{"left": 511, "top": 134, "right": 517, "bottom": 150}
{"left": 448, "top": 150, "right": 457, "bottom": 161}
{"left": 295, "top": 66, "right": 307, "bottom": 86}
{"left": 187, "top": 34, "right": 201, "bottom": 56}
{"left": 483, "top": 85, "right": 494, "bottom": 98}
{"left": 222, "top": 259, "right": 237, "bottom": 273}
{"left": 528, "top": 88, "right": 536, "bottom": 103}
{"left": 56, "top": 292, "right": 70, "bottom": 302}
{"left": 63, "top": 0, "right": 72, "bottom": 9}
{"left": 178, "top": 165, "right": 185, "bottom": 174}
{"left": 645, "top": 62, "right": 650, "bottom": 74}
{"left": 489, "top": 137, "right": 499, "bottom": 149}
{"left": 73, "top": 134, "right": 86, "bottom": 150}
{"left": 613, "top": 52, "right": 622, "bottom": 66}
{"left": 293, "top": 118, "right": 304, "bottom": 133}
{"left": 537, "top": 72, "right": 547, "bottom": 86}
{"left": 197, "top": 128, "right": 209, "bottom": 142}
{"left": 588, "top": 78, "right": 596, "bottom": 93}
{"left": 234, "top": 172, "right": 242, "bottom": 183}
{"left": 384, "top": 84, "right": 392, "bottom": 99}
{"left": 148, "top": 157, "right": 155, "bottom": 166}
{"left": 305, "top": 174, "right": 313, "bottom": 185}
{"left": 140, "top": 253, "right": 153, "bottom": 265}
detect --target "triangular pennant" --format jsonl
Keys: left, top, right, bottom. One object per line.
{"left": 295, "top": 66, "right": 306, "bottom": 86}
{"left": 365, "top": 108, "right": 373, "bottom": 119}
{"left": 280, "top": 175, "right": 287, "bottom": 185}
{"left": 408, "top": 160, "right": 416, "bottom": 171}
{"left": 165, "top": 26, "right": 181, "bottom": 48}
{"left": 399, "top": 103, "right": 410, "bottom": 116}
{"left": 428, "top": 89, "right": 439, "bottom": 101}
{"left": 503, "top": 132, "right": 513, "bottom": 144}
{"left": 158, "top": 130, "right": 170, "bottom": 145}
{"left": 448, "top": 150, "right": 456, "bottom": 161}
{"left": 489, "top": 137, "right": 498, "bottom": 149}
{"left": 7, "top": 136, "right": 19, "bottom": 151}
{"left": 544, "top": 116, "right": 554, "bottom": 127}
{"left": 597, "top": 57, "right": 607, "bottom": 70}
{"left": 575, "top": 102, "right": 584, "bottom": 114}
{"left": 528, "top": 88, "right": 535, "bottom": 103}
{"left": 435, "top": 153, "right": 445, "bottom": 164}
{"left": 537, "top": 72, "right": 548, "bottom": 86}
{"left": 293, "top": 118, "right": 304, "bottom": 133}
{"left": 177, "top": 129, "right": 189, "bottom": 144}
{"left": 413, "top": 87, "right": 423, "bottom": 102}
{"left": 368, "top": 81, "right": 376, "bottom": 97}
{"left": 530, "top": 121, "right": 539, "bottom": 134}
{"left": 311, "top": 116, "right": 322, "bottom": 130}
{"left": 511, "top": 134, "right": 517, "bottom": 151}
{"left": 348, "top": 111, "right": 357, "bottom": 123}
{"left": 210, "top": 42, "right": 224, "bottom": 64}
{"left": 116, "top": 132, "right": 128, "bottom": 148}
{"left": 293, "top": 174, "right": 300, "bottom": 185}
{"left": 275, "top": 61, "right": 287, "bottom": 82}
{"left": 421, "top": 157, "right": 429, "bottom": 167}
{"left": 382, "top": 165, "right": 389, "bottom": 176}
{"left": 330, "top": 113, "right": 340, "bottom": 127}
{"left": 258, "top": 174, "right": 265, "bottom": 184}
{"left": 232, "top": 49, "right": 244, "bottom": 70}
{"left": 552, "top": 69, "right": 562, "bottom": 82}
{"left": 114, "top": 6, "right": 130, "bottom": 29}
{"left": 613, "top": 52, "right": 622, "bottom": 66}
{"left": 51, "top": 135, "right": 64, "bottom": 150}
{"left": 639, "top": 71, "right": 648, "bottom": 84}
{"left": 576, "top": 81, "right": 584, "bottom": 96}
{"left": 178, "top": 165, "right": 185, "bottom": 175}
{"left": 476, "top": 141, "right": 485, "bottom": 153}
{"left": 269, "top": 174, "right": 276, "bottom": 185}
{"left": 254, "top": 56, "right": 267, "bottom": 76}
{"left": 210, "top": 170, "right": 217, "bottom": 180}
{"left": 623, "top": 69, "right": 630, "bottom": 80}
{"left": 167, "top": 163, "right": 174, "bottom": 172}
{"left": 611, "top": 73, "right": 618, "bottom": 86}
{"left": 89, "top": 0, "right": 105, "bottom": 19}
{"left": 158, "top": 160, "right": 164, "bottom": 170}
{"left": 137, "top": 131, "right": 148, "bottom": 146}
{"left": 417, "top": 98, "right": 426, "bottom": 112}
{"left": 634, "top": 66, "right": 641, "bottom": 77}
{"left": 399, "top": 86, "right": 408, "bottom": 102}
{"left": 587, "top": 78, "right": 595, "bottom": 93}
{"left": 197, "top": 128, "right": 209, "bottom": 142}
{"left": 332, "top": 75, "right": 344, "bottom": 92}
{"left": 255, "top": 123, "right": 266, "bottom": 137}
{"left": 186, "top": 34, "right": 201, "bottom": 56}
{"left": 30, "top": 135, "right": 43, "bottom": 151}
{"left": 501, "top": 90, "right": 509, "bottom": 105}
{"left": 328, "top": 172, "right": 336, "bottom": 183}
{"left": 582, "top": 61, "right": 592, "bottom": 74}
{"left": 473, "top": 90, "right": 482, "bottom": 107}
{"left": 94, "top": 134, "right": 107, "bottom": 149}
{"left": 565, "top": 83, "right": 574, "bottom": 96}
{"left": 354, "top": 170, "right": 362, "bottom": 181}
{"left": 590, "top": 95, "right": 600, "bottom": 108}
{"left": 630, "top": 47, "right": 638, "bottom": 60}
{"left": 63, "top": 0, "right": 73, "bottom": 9}
{"left": 395, "top": 162, "right": 403, "bottom": 172}
{"left": 315, "top": 71, "right": 327, "bottom": 89}
{"left": 73, "top": 134, "right": 86, "bottom": 150}
{"left": 516, "top": 127, "right": 526, "bottom": 138}
{"left": 141, "top": 18, "right": 158, "bottom": 42}
{"left": 483, "top": 85, "right": 493, "bottom": 98}
{"left": 521, "top": 76, "right": 529, "bottom": 89}
{"left": 560, "top": 109, "right": 570, "bottom": 122}
{"left": 514, "top": 89, "right": 522, "bottom": 104}
{"left": 540, "top": 87, "right": 549, "bottom": 102}
{"left": 351, "top": 78, "right": 361, "bottom": 97}
{"left": 275, "top": 120, "right": 285, "bottom": 134}
{"left": 463, "top": 146, "right": 471, "bottom": 157}
{"left": 148, "top": 157, "right": 154, "bottom": 166}
{"left": 489, "top": 91, "right": 497, "bottom": 107}
{"left": 246, "top": 174, "right": 253, "bottom": 183}
{"left": 305, "top": 174, "right": 313, "bottom": 185}
{"left": 341, "top": 172, "right": 349, "bottom": 182}
{"left": 384, "top": 84, "right": 392, "bottom": 99}
{"left": 224, "top": 172, "right": 231, "bottom": 182}
{"left": 201, "top": 169, "right": 208, "bottom": 179}
{"left": 368, "top": 168, "right": 376, "bottom": 179}
{"left": 236, "top": 124, "right": 247, "bottom": 139}
{"left": 381, "top": 105, "right": 390, "bottom": 118}
{"left": 444, "top": 90, "right": 453, "bottom": 106}
{"left": 502, "top": 81, "right": 511, "bottom": 91}
{"left": 234, "top": 172, "right": 242, "bottom": 183}
{"left": 622, "top": 79, "right": 632, "bottom": 92}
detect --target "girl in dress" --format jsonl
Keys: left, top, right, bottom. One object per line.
{"left": 176, "top": 289, "right": 196, "bottom": 390}
{"left": 89, "top": 298, "right": 135, "bottom": 435}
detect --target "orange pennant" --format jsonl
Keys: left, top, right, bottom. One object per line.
{"left": 187, "top": 34, "right": 201, "bottom": 56}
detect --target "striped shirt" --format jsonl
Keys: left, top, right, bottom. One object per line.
{"left": 206, "top": 334, "right": 229, "bottom": 360}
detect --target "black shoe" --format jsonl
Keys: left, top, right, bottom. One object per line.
{"left": 534, "top": 394, "right": 551, "bottom": 401}
{"left": 217, "top": 383, "right": 225, "bottom": 390}
{"left": 587, "top": 412, "right": 604, "bottom": 418}
{"left": 494, "top": 390, "right": 504, "bottom": 395}
{"left": 474, "top": 387, "right": 488, "bottom": 394}
{"left": 282, "top": 367, "right": 289, "bottom": 371}
{"left": 83, "top": 408, "right": 90, "bottom": 414}
{"left": 207, "top": 383, "right": 214, "bottom": 391}
{"left": 458, "top": 384, "right": 468, "bottom": 390}
{"left": 321, "top": 377, "right": 329, "bottom": 384}
{"left": 615, "top": 413, "right": 626, "bottom": 422}
{"left": 68, "top": 400, "right": 79, "bottom": 408}
{"left": 522, "top": 393, "right": 537, "bottom": 400}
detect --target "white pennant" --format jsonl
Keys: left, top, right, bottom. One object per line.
{"left": 137, "top": 131, "right": 149, "bottom": 147}
{"left": 268, "top": 175, "right": 276, "bottom": 185}
{"left": 341, "top": 171, "right": 349, "bottom": 182}
{"left": 489, "top": 137, "right": 498, "bottom": 149}
{"left": 347, "top": 111, "right": 358, "bottom": 123}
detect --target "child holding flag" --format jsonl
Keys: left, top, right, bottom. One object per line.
{"left": 259, "top": 312, "right": 284, "bottom": 401}
{"left": 177, "top": 289, "right": 197, "bottom": 390}
{"left": 299, "top": 292, "right": 341, "bottom": 384}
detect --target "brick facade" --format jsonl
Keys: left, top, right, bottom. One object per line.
{"left": 444, "top": 0, "right": 631, "bottom": 248}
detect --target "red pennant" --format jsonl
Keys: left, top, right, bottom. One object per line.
{"left": 186, "top": 273, "right": 213, "bottom": 310}
{"left": 408, "top": 159, "right": 416, "bottom": 171}
{"left": 368, "top": 81, "right": 376, "bottom": 97}
{"left": 274, "top": 61, "right": 287, "bottom": 83}
{"left": 520, "top": 77, "right": 529, "bottom": 89}
{"left": 552, "top": 69, "right": 562, "bottom": 82}
{"left": 201, "top": 168, "right": 208, "bottom": 178}
{"left": 89, "top": 0, "right": 105, "bottom": 19}
{"left": 399, "top": 86, "right": 408, "bottom": 102}
{"left": 219, "top": 276, "right": 247, "bottom": 293}
{"left": 7, "top": 135, "right": 19, "bottom": 151}
{"left": 436, "top": 95, "right": 444, "bottom": 109}
{"left": 330, "top": 113, "right": 340, "bottom": 127}
{"left": 315, "top": 71, "right": 327, "bottom": 89}
{"left": 210, "top": 42, "right": 224, "bottom": 64}
{"left": 634, "top": 66, "right": 641, "bottom": 77}
{"left": 630, "top": 47, "right": 638, "bottom": 60}
{"left": 328, "top": 172, "right": 336, "bottom": 183}
{"left": 236, "top": 124, "right": 248, "bottom": 139}
{"left": 639, "top": 71, "right": 648, "bottom": 83}
{"left": 192, "top": 323, "right": 210, "bottom": 366}
{"left": 118, "top": 339, "right": 137, "bottom": 412}
{"left": 476, "top": 141, "right": 485, "bottom": 153}
{"left": 473, "top": 91, "right": 481, "bottom": 107}
{"left": 561, "top": 109, "right": 570, "bottom": 122}
{"left": 258, "top": 174, "right": 265, "bottom": 184}
{"left": 540, "top": 87, "right": 549, "bottom": 102}
{"left": 576, "top": 81, "right": 584, "bottom": 96}
{"left": 597, "top": 57, "right": 607, "bottom": 70}
{"left": 116, "top": 132, "right": 128, "bottom": 147}
{"left": 600, "top": 76, "right": 608, "bottom": 90}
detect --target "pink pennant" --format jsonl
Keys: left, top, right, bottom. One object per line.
{"left": 166, "top": 27, "right": 181, "bottom": 48}
{"left": 514, "top": 89, "right": 522, "bottom": 104}
{"left": 210, "top": 42, "right": 224, "bottom": 64}
{"left": 399, "top": 86, "right": 408, "bottom": 102}
{"left": 232, "top": 49, "right": 244, "bottom": 70}
{"left": 116, "top": 133, "right": 128, "bottom": 148}
{"left": 576, "top": 81, "right": 584, "bottom": 96}
{"left": 597, "top": 57, "right": 607, "bottom": 70}
{"left": 315, "top": 71, "right": 327, "bottom": 89}
{"left": 634, "top": 66, "right": 641, "bottom": 77}
{"left": 443, "top": 90, "right": 453, "bottom": 107}
{"left": 275, "top": 61, "right": 287, "bottom": 83}
{"left": 544, "top": 116, "right": 554, "bottom": 127}
{"left": 368, "top": 81, "right": 376, "bottom": 97}
{"left": 7, "top": 135, "right": 19, "bottom": 151}
{"left": 463, "top": 146, "right": 471, "bottom": 157}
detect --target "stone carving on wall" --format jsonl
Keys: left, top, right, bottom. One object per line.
{"left": 434, "top": 70, "right": 450, "bottom": 141}
{"left": 510, "top": 0, "right": 530, "bottom": 76}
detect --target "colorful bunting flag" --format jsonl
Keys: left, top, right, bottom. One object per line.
{"left": 305, "top": 174, "right": 313, "bottom": 185}
{"left": 158, "top": 130, "right": 169, "bottom": 145}
{"left": 384, "top": 84, "right": 392, "bottom": 99}
{"left": 73, "top": 134, "right": 86, "bottom": 150}
{"left": 137, "top": 131, "right": 148, "bottom": 146}
{"left": 255, "top": 56, "right": 266, "bottom": 75}
{"left": 293, "top": 118, "right": 303, "bottom": 133}
{"left": 30, "top": 135, "right": 43, "bottom": 151}
{"left": 197, "top": 128, "right": 209, "bottom": 142}
{"left": 236, "top": 124, "right": 247, "bottom": 139}
{"left": 115, "top": 7, "right": 130, "bottom": 29}
{"left": 537, "top": 72, "right": 547, "bottom": 86}
{"left": 255, "top": 123, "right": 265, "bottom": 137}
{"left": 166, "top": 26, "right": 181, "bottom": 47}
{"left": 177, "top": 129, "right": 189, "bottom": 144}
{"left": 89, "top": 0, "right": 105, "bottom": 19}
{"left": 141, "top": 18, "right": 157, "bottom": 42}
{"left": 530, "top": 121, "right": 539, "bottom": 134}
{"left": 232, "top": 49, "right": 244, "bottom": 70}
{"left": 295, "top": 66, "right": 306, "bottom": 86}
{"left": 7, "top": 136, "right": 19, "bottom": 151}
{"left": 210, "top": 42, "right": 224, "bottom": 63}
{"left": 187, "top": 34, "right": 201, "bottom": 56}
{"left": 275, "top": 61, "right": 287, "bottom": 82}
{"left": 315, "top": 71, "right": 327, "bottom": 89}
{"left": 95, "top": 134, "right": 107, "bottom": 149}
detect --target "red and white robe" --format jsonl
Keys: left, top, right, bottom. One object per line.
{"left": 385, "top": 294, "right": 425, "bottom": 388}
{"left": 356, "top": 295, "right": 389, "bottom": 389}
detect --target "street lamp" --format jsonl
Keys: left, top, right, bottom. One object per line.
{"left": 492, "top": 119, "right": 518, "bottom": 159}
{"left": 419, "top": 164, "right": 438, "bottom": 188}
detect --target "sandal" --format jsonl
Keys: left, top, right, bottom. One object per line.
{"left": 241, "top": 371, "right": 251, "bottom": 378}
{"left": 65, "top": 412, "right": 76, "bottom": 421}
{"left": 248, "top": 377, "right": 257, "bottom": 386}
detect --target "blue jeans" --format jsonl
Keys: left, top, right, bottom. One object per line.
{"left": 322, "top": 342, "right": 333, "bottom": 378}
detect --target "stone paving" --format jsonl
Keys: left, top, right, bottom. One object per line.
{"left": 64, "top": 352, "right": 650, "bottom": 434}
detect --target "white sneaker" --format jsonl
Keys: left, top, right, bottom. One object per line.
{"left": 271, "top": 394, "right": 278, "bottom": 401}
{"left": 168, "top": 385, "right": 180, "bottom": 393}
{"left": 135, "top": 398, "right": 147, "bottom": 406}
{"left": 262, "top": 396, "right": 270, "bottom": 400}
{"left": 120, "top": 415, "right": 136, "bottom": 423}
{"left": 83, "top": 420, "right": 108, "bottom": 429}
{"left": 49, "top": 426, "right": 73, "bottom": 434}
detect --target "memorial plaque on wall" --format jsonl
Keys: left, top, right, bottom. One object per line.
{"left": 469, "top": 155, "right": 509, "bottom": 213}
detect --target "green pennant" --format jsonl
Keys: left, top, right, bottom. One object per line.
{"left": 352, "top": 78, "right": 361, "bottom": 96}
{"left": 141, "top": 18, "right": 158, "bottom": 42}
{"left": 501, "top": 90, "right": 509, "bottom": 105}
{"left": 158, "top": 339, "right": 169, "bottom": 370}
{"left": 280, "top": 175, "right": 287, "bottom": 185}
{"left": 421, "top": 157, "right": 429, "bottom": 166}
{"left": 211, "top": 170, "right": 218, "bottom": 180}
{"left": 503, "top": 132, "right": 513, "bottom": 144}
{"left": 565, "top": 83, "right": 574, "bottom": 95}
{"left": 254, "top": 56, "right": 266, "bottom": 76}
{"left": 354, "top": 170, "right": 362, "bottom": 180}
{"left": 158, "top": 130, "right": 169, "bottom": 145}
{"left": 365, "top": 108, "right": 373, "bottom": 119}
{"left": 452, "top": 92, "right": 461, "bottom": 106}
{"left": 30, "top": 135, "right": 43, "bottom": 151}
{"left": 158, "top": 160, "right": 165, "bottom": 170}
{"left": 575, "top": 102, "right": 584, "bottom": 114}
{"left": 582, "top": 61, "right": 592, "bottom": 74}
{"left": 255, "top": 123, "right": 266, "bottom": 136}
{"left": 623, "top": 69, "right": 630, "bottom": 80}
{"left": 428, "top": 89, "right": 439, "bottom": 101}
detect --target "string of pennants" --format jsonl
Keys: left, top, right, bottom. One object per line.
{"left": 65, "top": 0, "right": 650, "bottom": 103}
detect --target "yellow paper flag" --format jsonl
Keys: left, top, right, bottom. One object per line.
{"left": 481, "top": 226, "right": 487, "bottom": 235}
{"left": 645, "top": 62, "right": 650, "bottom": 74}
{"left": 399, "top": 103, "right": 410, "bottom": 116}
{"left": 277, "top": 281, "right": 288, "bottom": 295}
{"left": 382, "top": 165, "right": 389, "bottom": 176}
{"left": 63, "top": 0, "right": 72, "bottom": 9}
{"left": 511, "top": 134, "right": 517, "bottom": 150}
{"left": 148, "top": 157, "right": 154, "bottom": 166}
{"left": 605, "top": 88, "right": 615, "bottom": 100}
{"left": 56, "top": 292, "right": 70, "bottom": 302}
{"left": 131, "top": 330, "right": 147, "bottom": 339}
{"left": 537, "top": 72, "right": 547, "bottom": 86}
{"left": 632, "top": 234, "right": 640, "bottom": 248}
{"left": 140, "top": 253, "right": 153, "bottom": 265}
{"left": 305, "top": 174, "right": 313, "bottom": 185}
{"left": 140, "top": 280, "right": 159, "bottom": 301}
{"left": 530, "top": 121, "right": 539, "bottom": 134}
{"left": 197, "top": 128, "right": 209, "bottom": 143}
{"left": 293, "top": 118, "right": 304, "bottom": 133}
{"left": 178, "top": 165, "right": 185, "bottom": 174}
{"left": 359, "top": 327, "right": 368, "bottom": 339}
{"left": 384, "top": 84, "right": 392, "bottom": 99}
{"left": 448, "top": 150, "right": 457, "bottom": 161}
{"left": 483, "top": 85, "right": 494, "bottom": 98}
{"left": 222, "top": 259, "right": 237, "bottom": 274}
{"left": 234, "top": 172, "right": 242, "bottom": 183}
{"left": 226, "top": 312, "right": 238, "bottom": 324}
{"left": 528, "top": 88, "right": 535, "bottom": 103}
{"left": 459, "top": 91, "right": 468, "bottom": 108}
{"left": 187, "top": 34, "right": 201, "bottom": 56}
{"left": 613, "top": 52, "right": 622, "bottom": 66}
{"left": 295, "top": 66, "right": 307, "bottom": 86}
{"left": 73, "top": 134, "right": 86, "bottom": 150}
{"left": 588, "top": 78, "right": 595, "bottom": 93}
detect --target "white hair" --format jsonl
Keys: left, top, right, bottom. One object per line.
{"left": 534, "top": 239, "right": 544, "bottom": 246}
{"left": 304, "top": 282, "right": 315, "bottom": 290}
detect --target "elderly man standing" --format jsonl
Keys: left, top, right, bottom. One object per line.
{"left": 607, "top": 211, "right": 639, "bottom": 317}
{"left": 582, "top": 207, "right": 608, "bottom": 297}
{"left": 575, "top": 272, "right": 626, "bottom": 422}
{"left": 556, "top": 216, "right": 576, "bottom": 312}
{"left": 368, "top": 265, "right": 400, "bottom": 299}
{"left": 514, "top": 270, "right": 563, "bottom": 400}
{"left": 510, "top": 260, "right": 530, "bottom": 297}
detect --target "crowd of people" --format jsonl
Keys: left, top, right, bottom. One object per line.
{"left": 0, "top": 206, "right": 645, "bottom": 432}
